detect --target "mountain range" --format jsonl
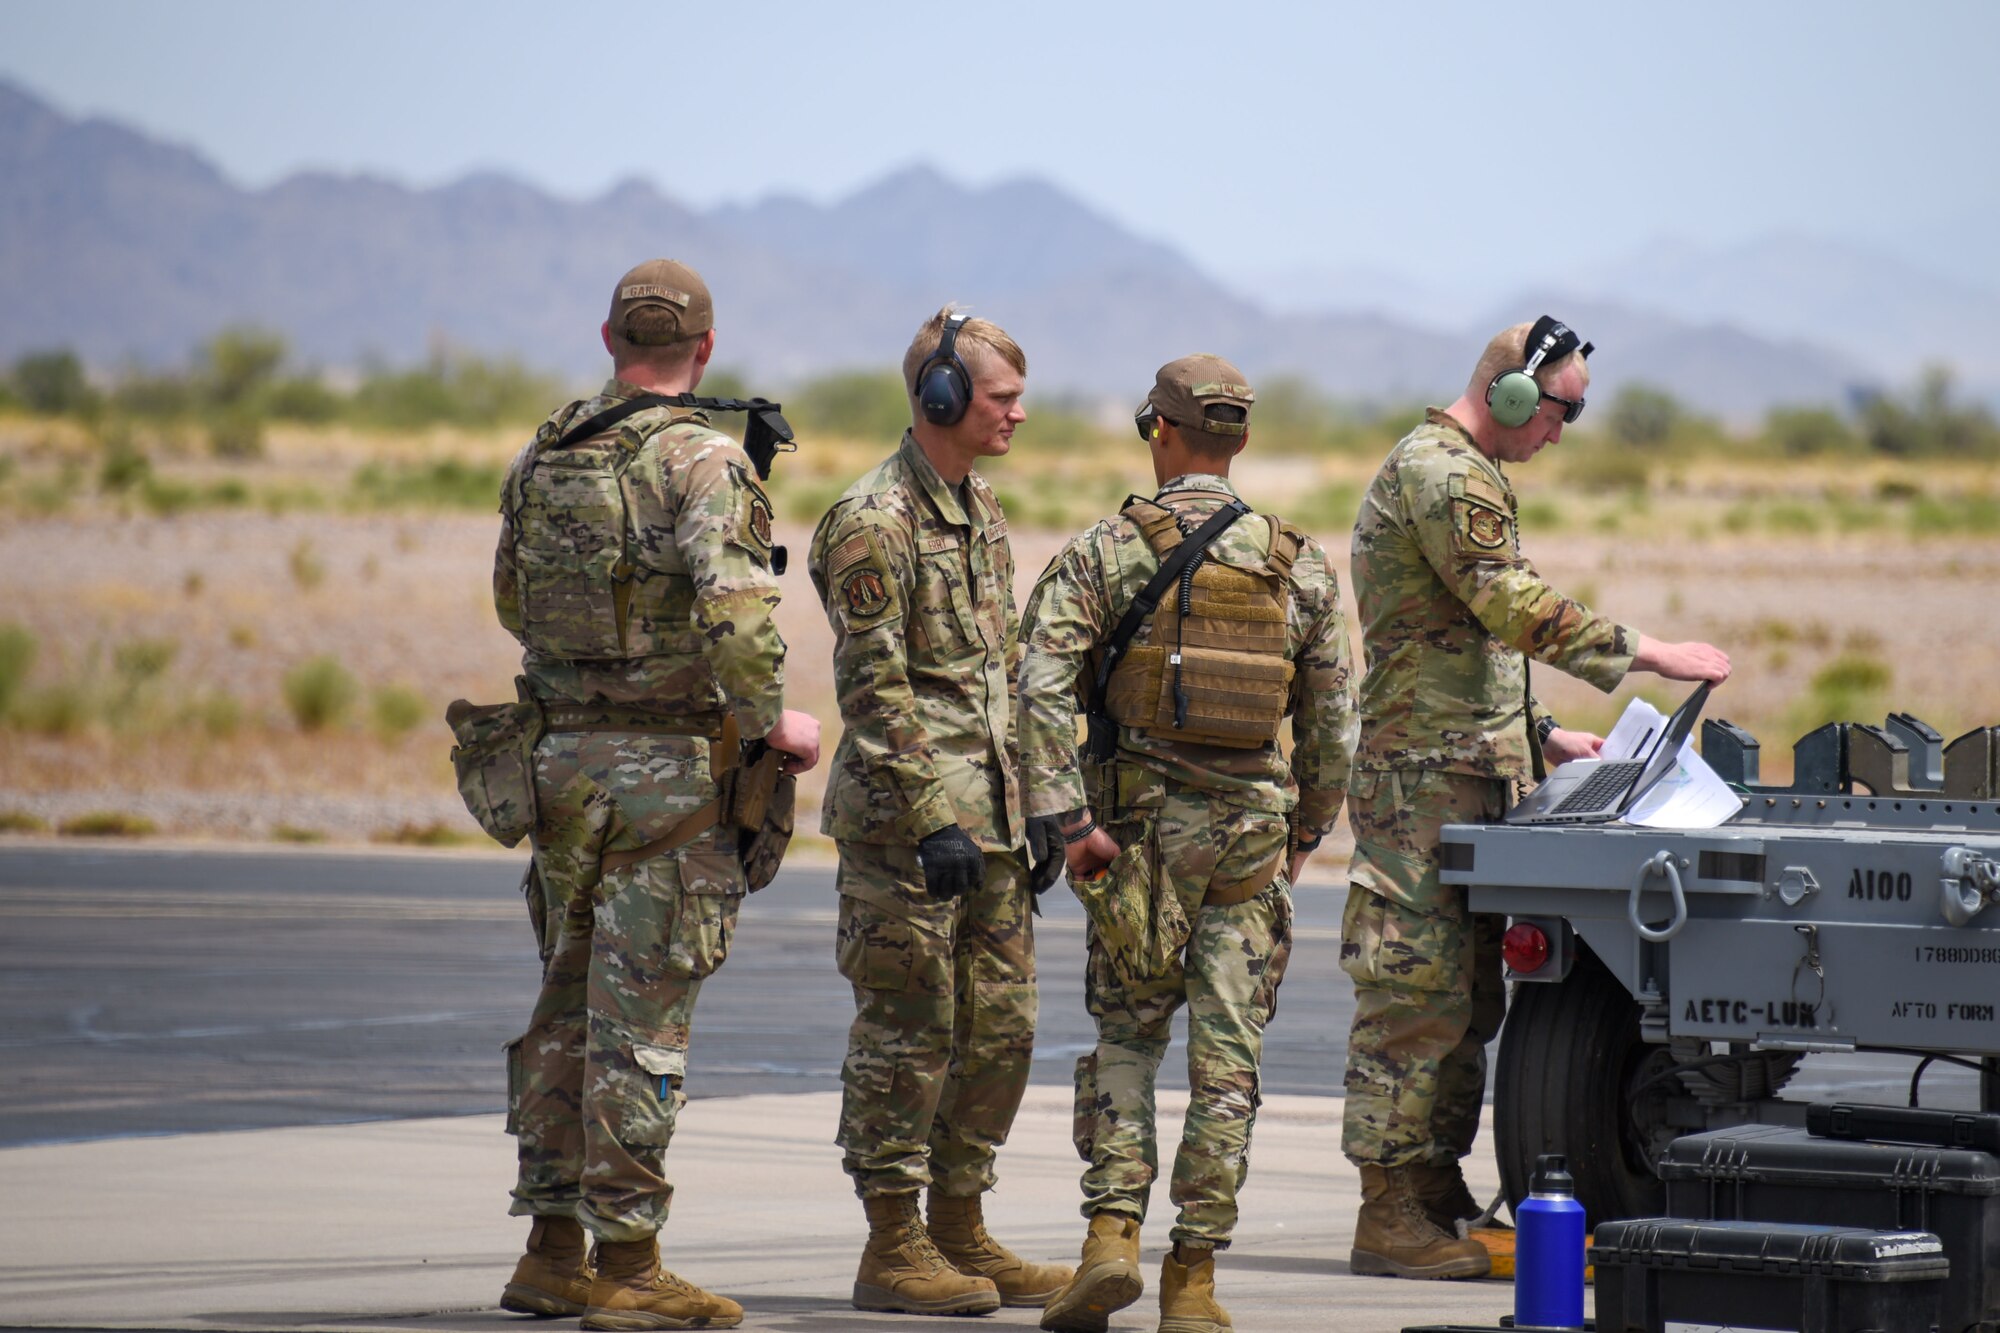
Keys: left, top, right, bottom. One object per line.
{"left": 4, "top": 79, "right": 1993, "bottom": 418}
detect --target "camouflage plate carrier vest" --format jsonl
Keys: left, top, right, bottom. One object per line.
{"left": 1102, "top": 496, "right": 1302, "bottom": 749}
{"left": 506, "top": 408, "right": 703, "bottom": 664}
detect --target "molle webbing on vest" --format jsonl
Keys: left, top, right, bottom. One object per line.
{"left": 1102, "top": 497, "right": 1299, "bottom": 750}
{"left": 509, "top": 403, "right": 704, "bottom": 662}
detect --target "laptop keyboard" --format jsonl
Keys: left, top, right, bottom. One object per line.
{"left": 1549, "top": 760, "right": 1645, "bottom": 814}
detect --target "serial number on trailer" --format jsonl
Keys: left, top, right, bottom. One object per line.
{"left": 1912, "top": 945, "right": 2000, "bottom": 964}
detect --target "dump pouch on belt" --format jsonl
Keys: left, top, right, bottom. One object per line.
{"left": 445, "top": 688, "right": 545, "bottom": 848}
{"left": 597, "top": 734, "right": 796, "bottom": 888}
{"left": 1068, "top": 812, "right": 1194, "bottom": 983}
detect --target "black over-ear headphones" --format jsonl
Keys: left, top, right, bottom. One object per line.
{"left": 915, "top": 315, "right": 973, "bottom": 426}
{"left": 1486, "top": 315, "right": 1594, "bottom": 429}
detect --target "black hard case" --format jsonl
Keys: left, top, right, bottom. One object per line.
{"left": 1660, "top": 1123, "right": 2000, "bottom": 1332}
{"left": 1593, "top": 1217, "right": 1947, "bottom": 1333}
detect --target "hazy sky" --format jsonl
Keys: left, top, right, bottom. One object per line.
{"left": 4, "top": 0, "right": 1996, "bottom": 304}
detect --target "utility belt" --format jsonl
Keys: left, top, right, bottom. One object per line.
{"left": 446, "top": 683, "right": 792, "bottom": 889}
{"left": 1069, "top": 760, "right": 1285, "bottom": 982}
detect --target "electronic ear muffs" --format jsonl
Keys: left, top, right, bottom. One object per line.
{"left": 1486, "top": 315, "right": 1593, "bottom": 429}
{"left": 915, "top": 315, "right": 973, "bottom": 426}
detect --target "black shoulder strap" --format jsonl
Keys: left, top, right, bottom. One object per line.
{"left": 1089, "top": 498, "right": 1249, "bottom": 712}
{"left": 552, "top": 394, "right": 678, "bottom": 451}
{"left": 550, "top": 393, "right": 795, "bottom": 481}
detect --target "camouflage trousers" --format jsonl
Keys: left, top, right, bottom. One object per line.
{"left": 506, "top": 730, "right": 746, "bottom": 1242}
{"left": 1072, "top": 781, "right": 1294, "bottom": 1249}
{"left": 1340, "top": 767, "right": 1507, "bottom": 1168}
{"left": 834, "top": 840, "right": 1037, "bottom": 1198}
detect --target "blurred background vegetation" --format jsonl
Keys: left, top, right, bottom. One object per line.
{"left": 6, "top": 327, "right": 1998, "bottom": 469}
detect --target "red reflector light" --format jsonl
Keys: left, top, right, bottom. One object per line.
{"left": 1503, "top": 922, "right": 1551, "bottom": 974}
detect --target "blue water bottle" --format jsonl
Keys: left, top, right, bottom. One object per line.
{"left": 1514, "top": 1153, "right": 1586, "bottom": 1329}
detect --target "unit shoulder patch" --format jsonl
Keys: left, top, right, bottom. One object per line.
{"left": 826, "top": 528, "right": 900, "bottom": 627}
{"left": 743, "top": 486, "right": 774, "bottom": 553}
{"left": 1452, "top": 498, "right": 1514, "bottom": 558}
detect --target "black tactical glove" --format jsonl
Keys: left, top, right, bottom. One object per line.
{"left": 916, "top": 824, "right": 984, "bottom": 899}
{"left": 1025, "top": 814, "right": 1067, "bottom": 895}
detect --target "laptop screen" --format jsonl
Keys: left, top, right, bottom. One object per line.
{"left": 1625, "top": 682, "right": 1713, "bottom": 805}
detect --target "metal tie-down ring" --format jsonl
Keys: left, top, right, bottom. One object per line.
{"left": 1629, "top": 849, "right": 1689, "bottom": 943}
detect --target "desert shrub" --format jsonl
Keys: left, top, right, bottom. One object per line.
{"left": 14, "top": 681, "right": 96, "bottom": 735}
{"left": 192, "top": 690, "right": 243, "bottom": 738}
{"left": 1559, "top": 446, "right": 1651, "bottom": 495}
{"left": 206, "top": 409, "right": 265, "bottom": 460}
{"left": 1288, "top": 482, "right": 1363, "bottom": 534}
{"left": 371, "top": 684, "right": 428, "bottom": 738}
{"left": 0, "top": 623, "right": 36, "bottom": 716}
{"left": 788, "top": 370, "right": 911, "bottom": 444}
{"left": 138, "top": 476, "right": 200, "bottom": 516}
{"left": 113, "top": 637, "right": 177, "bottom": 687}
{"left": 1814, "top": 653, "right": 1891, "bottom": 695}
{"left": 58, "top": 811, "right": 158, "bottom": 837}
{"left": 374, "top": 820, "right": 473, "bottom": 847}
{"left": 1607, "top": 384, "right": 1682, "bottom": 450}
{"left": 1763, "top": 502, "right": 1823, "bottom": 536}
{"left": 11, "top": 350, "right": 98, "bottom": 416}
{"left": 282, "top": 655, "right": 358, "bottom": 731}
{"left": 350, "top": 458, "right": 504, "bottom": 510}
{"left": 1907, "top": 493, "right": 2000, "bottom": 537}
{"left": 1763, "top": 405, "right": 1860, "bottom": 457}
{"left": 0, "top": 810, "right": 50, "bottom": 833}
{"left": 272, "top": 824, "right": 327, "bottom": 843}
{"left": 289, "top": 539, "right": 327, "bottom": 592}
{"left": 96, "top": 425, "right": 152, "bottom": 492}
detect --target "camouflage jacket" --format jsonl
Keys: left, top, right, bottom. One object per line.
{"left": 807, "top": 432, "right": 1021, "bottom": 850}
{"left": 1351, "top": 408, "right": 1634, "bottom": 779}
{"left": 1018, "top": 475, "right": 1358, "bottom": 836}
{"left": 494, "top": 378, "right": 786, "bottom": 738}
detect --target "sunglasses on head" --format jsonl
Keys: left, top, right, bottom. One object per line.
{"left": 1134, "top": 405, "right": 1177, "bottom": 441}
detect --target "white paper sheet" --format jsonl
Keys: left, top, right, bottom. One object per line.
{"left": 1624, "top": 738, "right": 1742, "bottom": 828}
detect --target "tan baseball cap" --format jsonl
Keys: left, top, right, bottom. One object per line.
{"left": 1145, "top": 354, "right": 1254, "bottom": 435}
{"left": 607, "top": 259, "right": 713, "bottom": 345}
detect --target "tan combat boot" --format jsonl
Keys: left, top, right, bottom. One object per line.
{"left": 1350, "top": 1164, "right": 1491, "bottom": 1280}
{"left": 1158, "top": 1244, "right": 1231, "bottom": 1333}
{"left": 1040, "top": 1212, "right": 1143, "bottom": 1333}
{"left": 580, "top": 1236, "right": 743, "bottom": 1330}
{"left": 1407, "top": 1160, "right": 1485, "bottom": 1235}
{"left": 927, "top": 1190, "right": 1075, "bottom": 1307}
{"left": 500, "top": 1215, "right": 595, "bottom": 1316}
{"left": 853, "top": 1191, "right": 1002, "bottom": 1315}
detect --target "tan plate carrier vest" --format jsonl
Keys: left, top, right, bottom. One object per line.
{"left": 1100, "top": 496, "right": 1302, "bottom": 750}
{"left": 507, "top": 407, "right": 707, "bottom": 662}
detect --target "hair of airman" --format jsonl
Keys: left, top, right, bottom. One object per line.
{"left": 901, "top": 305, "right": 1027, "bottom": 397}
{"left": 1466, "top": 321, "right": 1592, "bottom": 401}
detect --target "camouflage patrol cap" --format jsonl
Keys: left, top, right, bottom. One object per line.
{"left": 608, "top": 258, "right": 713, "bottom": 345}
{"left": 1145, "top": 354, "right": 1255, "bottom": 435}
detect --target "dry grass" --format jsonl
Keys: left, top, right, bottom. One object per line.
{"left": 5, "top": 417, "right": 1999, "bottom": 842}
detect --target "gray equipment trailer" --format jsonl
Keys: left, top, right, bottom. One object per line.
{"left": 1440, "top": 715, "right": 2000, "bottom": 1224}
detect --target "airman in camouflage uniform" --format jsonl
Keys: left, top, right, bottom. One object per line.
{"left": 492, "top": 260, "right": 820, "bottom": 1328}
{"left": 808, "top": 308, "right": 1070, "bottom": 1316}
{"left": 1020, "top": 356, "right": 1357, "bottom": 1333}
{"left": 1343, "top": 318, "right": 1730, "bottom": 1279}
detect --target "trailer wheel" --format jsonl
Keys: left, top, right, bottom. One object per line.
{"left": 1494, "top": 945, "right": 1668, "bottom": 1227}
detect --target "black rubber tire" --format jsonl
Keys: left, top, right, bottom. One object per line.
{"left": 1494, "top": 945, "right": 1668, "bottom": 1227}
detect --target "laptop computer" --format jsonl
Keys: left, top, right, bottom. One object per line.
{"left": 1505, "top": 682, "right": 1712, "bottom": 826}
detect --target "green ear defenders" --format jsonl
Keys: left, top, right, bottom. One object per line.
{"left": 1486, "top": 315, "right": 1593, "bottom": 429}
{"left": 915, "top": 315, "right": 973, "bottom": 426}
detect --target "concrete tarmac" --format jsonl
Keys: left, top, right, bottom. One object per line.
{"left": 2, "top": 842, "right": 1981, "bottom": 1333}
{"left": 0, "top": 1086, "right": 1522, "bottom": 1333}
